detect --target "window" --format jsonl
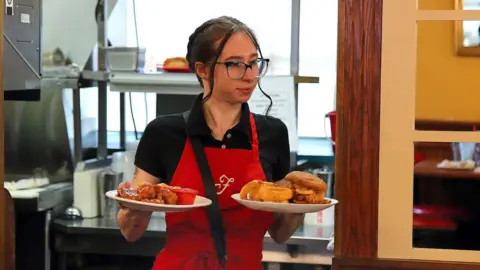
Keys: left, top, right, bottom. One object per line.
{"left": 105, "top": 0, "right": 291, "bottom": 134}
{"left": 298, "top": 0, "right": 338, "bottom": 138}
{"left": 124, "top": 0, "right": 291, "bottom": 75}
{"left": 99, "top": 0, "right": 337, "bottom": 139}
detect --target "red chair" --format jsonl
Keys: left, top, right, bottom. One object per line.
{"left": 413, "top": 205, "right": 468, "bottom": 230}
{"left": 414, "top": 152, "right": 424, "bottom": 164}
{"left": 412, "top": 205, "right": 463, "bottom": 248}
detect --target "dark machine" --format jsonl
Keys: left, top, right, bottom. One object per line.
{"left": 4, "top": 0, "right": 42, "bottom": 100}
{"left": 3, "top": 2, "right": 74, "bottom": 270}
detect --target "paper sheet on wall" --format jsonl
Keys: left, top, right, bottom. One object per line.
{"left": 248, "top": 76, "right": 298, "bottom": 152}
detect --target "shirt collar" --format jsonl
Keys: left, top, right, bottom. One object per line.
{"left": 186, "top": 94, "right": 251, "bottom": 137}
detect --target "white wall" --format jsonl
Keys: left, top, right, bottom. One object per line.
{"left": 50, "top": 0, "right": 141, "bottom": 138}
{"left": 42, "top": 0, "right": 128, "bottom": 69}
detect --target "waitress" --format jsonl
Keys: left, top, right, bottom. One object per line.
{"left": 117, "top": 16, "right": 304, "bottom": 270}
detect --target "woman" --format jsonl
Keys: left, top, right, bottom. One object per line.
{"left": 117, "top": 16, "right": 304, "bottom": 270}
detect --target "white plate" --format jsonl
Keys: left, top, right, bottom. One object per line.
{"left": 436, "top": 164, "right": 474, "bottom": 170}
{"left": 105, "top": 190, "right": 212, "bottom": 212}
{"left": 436, "top": 160, "right": 475, "bottom": 170}
{"left": 231, "top": 193, "right": 338, "bottom": 213}
{"left": 437, "top": 166, "right": 475, "bottom": 171}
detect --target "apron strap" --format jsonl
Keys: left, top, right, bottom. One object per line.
{"left": 248, "top": 113, "right": 260, "bottom": 162}
{"left": 183, "top": 111, "right": 228, "bottom": 269}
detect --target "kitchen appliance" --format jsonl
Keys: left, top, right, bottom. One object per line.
{"left": 325, "top": 111, "right": 336, "bottom": 153}
{"left": 63, "top": 206, "right": 83, "bottom": 220}
{"left": 98, "top": 169, "right": 123, "bottom": 218}
{"left": 4, "top": 0, "right": 42, "bottom": 100}
{"left": 104, "top": 46, "right": 146, "bottom": 72}
{"left": 73, "top": 158, "right": 111, "bottom": 218}
{"left": 4, "top": 87, "right": 74, "bottom": 184}
{"left": 111, "top": 150, "right": 136, "bottom": 183}
{"left": 314, "top": 167, "right": 334, "bottom": 198}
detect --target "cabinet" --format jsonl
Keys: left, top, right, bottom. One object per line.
{"left": 4, "top": 0, "right": 41, "bottom": 100}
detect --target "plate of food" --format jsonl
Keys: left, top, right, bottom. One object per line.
{"left": 106, "top": 183, "right": 212, "bottom": 212}
{"left": 160, "top": 57, "right": 191, "bottom": 73}
{"left": 232, "top": 171, "right": 338, "bottom": 213}
{"left": 436, "top": 159, "right": 475, "bottom": 170}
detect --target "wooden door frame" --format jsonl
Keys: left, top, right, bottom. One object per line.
{"left": 0, "top": 1, "right": 5, "bottom": 268}
{"left": 334, "top": 0, "right": 383, "bottom": 261}
{"left": 334, "top": 1, "right": 480, "bottom": 269}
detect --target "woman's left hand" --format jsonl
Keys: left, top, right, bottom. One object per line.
{"left": 282, "top": 213, "right": 305, "bottom": 218}
{"left": 268, "top": 212, "right": 305, "bottom": 244}
{"left": 280, "top": 213, "right": 305, "bottom": 223}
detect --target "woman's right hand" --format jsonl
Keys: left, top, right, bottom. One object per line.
{"left": 120, "top": 206, "right": 152, "bottom": 224}
{"left": 117, "top": 181, "right": 153, "bottom": 242}
{"left": 117, "top": 181, "right": 153, "bottom": 218}
{"left": 117, "top": 168, "right": 160, "bottom": 242}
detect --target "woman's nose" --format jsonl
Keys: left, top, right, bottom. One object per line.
{"left": 242, "top": 66, "right": 256, "bottom": 80}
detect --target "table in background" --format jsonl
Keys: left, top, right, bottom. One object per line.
{"left": 414, "top": 160, "right": 480, "bottom": 180}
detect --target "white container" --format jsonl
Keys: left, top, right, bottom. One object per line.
{"left": 317, "top": 205, "right": 335, "bottom": 225}
{"left": 459, "top": 142, "right": 476, "bottom": 161}
{"left": 111, "top": 151, "right": 136, "bottom": 183}
{"left": 126, "top": 139, "right": 140, "bottom": 152}
{"left": 73, "top": 165, "right": 109, "bottom": 218}
{"left": 105, "top": 47, "right": 146, "bottom": 72}
{"left": 304, "top": 205, "right": 335, "bottom": 226}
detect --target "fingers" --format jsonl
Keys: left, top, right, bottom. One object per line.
{"left": 118, "top": 202, "right": 128, "bottom": 210}
{"left": 122, "top": 207, "right": 152, "bottom": 219}
{"left": 117, "top": 181, "right": 153, "bottom": 218}
{"left": 117, "top": 181, "right": 131, "bottom": 189}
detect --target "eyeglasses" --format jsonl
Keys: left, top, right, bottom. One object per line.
{"left": 216, "top": 58, "right": 270, "bottom": 80}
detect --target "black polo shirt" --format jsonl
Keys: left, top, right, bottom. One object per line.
{"left": 134, "top": 94, "right": 290, "bottom": 184}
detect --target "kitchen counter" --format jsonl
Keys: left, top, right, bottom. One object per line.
{"left": 52, "top": 216, "right": 333, "bottom": 245}
{"left": 8, "top": 182, "right": 73, "bottom": 212}
{"left": 51, "top": 217, "right": 334, "bottom": 268}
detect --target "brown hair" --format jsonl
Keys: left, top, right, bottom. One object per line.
{"left": 186, "top": 16, "right": 272, "bottom": 114}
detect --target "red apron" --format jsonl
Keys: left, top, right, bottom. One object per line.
{"left": 152, "top": 113, "right": 275, "bottom": 270}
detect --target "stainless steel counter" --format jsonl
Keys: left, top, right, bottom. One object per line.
{"left": 51, "top": 217, "right": 334, "bottom": 267}
{"left": 53, "top": 217, "right": 333, "bottom": 245}
{"left": 9, "top": 182, "right": 73, "bottom": 212}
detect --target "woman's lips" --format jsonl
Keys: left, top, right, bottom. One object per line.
{"left": 237, "top": 87, "right": 255, "bottom": 93}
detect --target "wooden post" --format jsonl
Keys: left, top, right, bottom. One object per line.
{"left": 334, "top": 0, "right": 383, "bottom": 263}
{"left": 0, "top": 1, "right": 5, "bottom": 268}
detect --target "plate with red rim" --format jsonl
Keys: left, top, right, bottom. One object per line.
{"left": 161, "top": 66, "right": 191, "bottom": 73}
{"left": 105, "top": 190, "right": 212, "bottom": 212}
{"left": 231, "top": 193, "right": 338, "bottom": 213}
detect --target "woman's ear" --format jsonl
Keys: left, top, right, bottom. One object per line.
{"left": 194, "top": 62, "right": 208, "bottom": 80}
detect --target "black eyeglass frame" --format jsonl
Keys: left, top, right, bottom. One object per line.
{"left": 214, "top": 58, "right": 270, "bottom": 80}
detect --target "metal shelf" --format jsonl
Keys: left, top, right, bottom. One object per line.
{"left": 294, "top": 76, "right": 319, "bottom": 84}
{"left": 81, "top": 70, "right": 109, "bottom": 82}
{"left": 41, "top": 77, "right": 79, "bottom": 89}
{"left": 109, "top": 72, "right": 202, "bottom": 95}
{"left": 80, "top": 71, "right": 319, "bottom": 95}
